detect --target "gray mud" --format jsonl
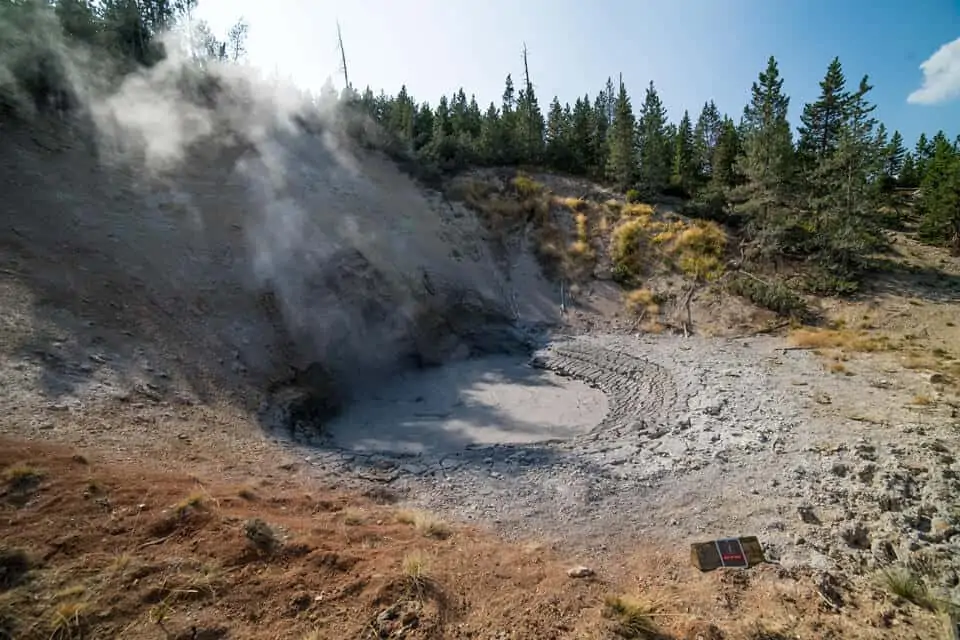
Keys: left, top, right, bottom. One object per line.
{"left": 326, "top": 355, "right": 607, "bottom": 455}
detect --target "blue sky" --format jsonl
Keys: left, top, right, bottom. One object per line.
{"left": 193, "top": 0, "right": 960, "bottom": 147}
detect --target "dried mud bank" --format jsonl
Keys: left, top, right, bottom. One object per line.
{"left": 277, "top": 333, "right": 960, "bottom": 598}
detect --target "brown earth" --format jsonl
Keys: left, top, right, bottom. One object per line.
{"left": 0, "top": 437, "right": 947, "bottom": 640}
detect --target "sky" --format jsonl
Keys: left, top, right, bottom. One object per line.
{"left": 192, "top": 0, "right": 960, "bottom": 147}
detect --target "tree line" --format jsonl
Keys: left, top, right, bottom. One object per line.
{"left": 3, "top": 1, "right": 959, "bottom": 291}
{"left": 347, "top": 53, "right": 960, "bottom": 288}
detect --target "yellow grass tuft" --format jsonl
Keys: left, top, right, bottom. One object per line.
{"left": 621, "top": 202, "right": 655, "bottom": 217}
{"left": 3, "top": 464, "right": 42, "bottom": 487}
{"left": 788, "top": 328, "right": 891, "bottom": 352}
{"left": 624, "top": 289, "right": 660, "bottom": 317}
{"left": 396, "top": 509, "right": 452, "bottom": 539}
{"left": 828, "top": 362, "right": 847, "bottom": 374}
{"left": 603, "top": 594, "right": 662, "bottom": 639}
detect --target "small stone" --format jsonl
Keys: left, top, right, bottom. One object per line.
{"left": 798, "top": 505, "right": 820, "bottom": 525}
{"left": 941, "top": 569, "right": 959, "bottom": 588}
{"left": 567, "top": 565, "right": 594, "bottom": 578}
{"left": 929, "top": 517, "right": 956, "bottom": 542}
{"left": 830, "top": 463, "right": 849, "bottom": 477}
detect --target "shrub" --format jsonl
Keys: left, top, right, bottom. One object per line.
{"left": 611, "top": 218, "right": 651, "bottom": 284}
{"left": 624, "top": 289, "right": 660, "bottom": 316}
{"left": 511, "top": 173, "right": 544, "bottom": 199}
{"left": 672, "top": 222, "right": 726, "bottom": 281}
{"left": 726, "top": 274, "right": 809, "bottom": 319}
{"left": 625, "top": 189, "right": 642, "bottom": 203}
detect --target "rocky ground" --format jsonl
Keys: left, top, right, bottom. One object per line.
{"left": 268, "top": 332, "right": 960, "bottom": 606}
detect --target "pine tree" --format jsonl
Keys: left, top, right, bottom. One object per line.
{"left": 477, "top": 102, "right": 501, "bottom": 164}
{"left": 636, "top": 81, "right": 670, "bottom": 192}
{"left": 915, "top": 133, "right": 932, "bottom": 178}
{"left": 569, "top": 95, "right": 594, "bottom": 175}
{"left": 917, "top": 132, "right": 960, "bottom": 252}
{"left": 388, "top": 85, "right": 415, "bottom": 144}
{"left": 545, "top": 96, "right": 570, "bottom": 171}
{"left": 605, "top": 75, "right": 638, "bottom": 189}
{"left": 885, "top": 130, "right": 906, "bottom": 181}
{"left": 591, "top": 92, "right": 611, "bottom": 178}
{"left": 734, "top": 56, "right": 796, "bottom": 259}
{"left": 500, "top": 74, "right": 519, "bottom": 164}
{"left": 711, "top": 116, "right": 743, "bottom": 190}
{"left": 412, "top": 102, "right": 435, "bottom": 151}
{"left": 693, "top": 100, "right": 723, "bottom": 182}
{"left": 812, "top": 74, "right": 887, "bottom": 275}
{"left": 898, "top": 152, "right": 920, "bottom": 188}
{"left": 797, "top": 57, "right": 849, "bottom": 166}
{"left": 671, "top": 110, "right": 696, "bottom": 194}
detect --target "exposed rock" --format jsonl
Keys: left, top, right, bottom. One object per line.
{"left": 567, "top": 565, "right": 594, "bottom": 578}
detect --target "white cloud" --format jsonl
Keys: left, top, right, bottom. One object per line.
{"left": 908, "top": 36, "right": 960, "bottom": 105}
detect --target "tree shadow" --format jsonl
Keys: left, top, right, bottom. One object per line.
{"left": 863, "top": 257, "right": 960, "bottom": 303}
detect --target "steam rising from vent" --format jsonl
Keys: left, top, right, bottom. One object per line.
{"left": 0, "top": 14, "right": 535, "bottom": 388}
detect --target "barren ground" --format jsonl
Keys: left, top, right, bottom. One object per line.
{"left": 1, "top": 116, "right": 959, "bottom": 639}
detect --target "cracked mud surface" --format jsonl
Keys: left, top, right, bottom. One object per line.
{"left": 273, "top": 332, "right": 960, "bottom": 599}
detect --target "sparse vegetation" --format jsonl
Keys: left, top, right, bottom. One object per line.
{"left": 603, "top": 594, "right": 663, "bottom": 639}
{"left": 48, "top": 599, "right": 90, "bottom": 640}
{"left": 396, "top": 509, "right": 452, "bottom": 539}
{"left": 624, "top": 288, "right": 661, "bottom": 317}
{"left": 244, "top": 517, "right": 278, "bottom": 552}
{"left": 3, "top": 464, "right": 42, "bottom": 490}
{"left": 174, "top": 491, "right": 206, "bottom": 516}
{"left": 725, "top": 273, "right": 809, "bottom": 318}
{"left": 401, "top": 550, "right": 432, "bottom": 599}
{"left": 879, "top": 566, "right": 936, "bottom": 611}
{"left": 788, "top": 328, "right": 891, "bottom": 352}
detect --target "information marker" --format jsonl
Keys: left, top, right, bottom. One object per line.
{"left": 690, "top": 536, "right": 765, "bottom": 572}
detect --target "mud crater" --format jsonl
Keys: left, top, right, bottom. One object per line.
{"left": 257, "top": 289, "right": 602, "bottom": 455}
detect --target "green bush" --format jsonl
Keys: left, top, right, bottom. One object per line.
{"left": 726, "top": 273, "right": 809, "bottom": 319}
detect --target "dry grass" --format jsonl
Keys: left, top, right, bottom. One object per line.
{"left": 0, "top": 436, "right": 947, "bottom": 639}
{"left": 788, "top": 328, "right": 892, "bottom": 352}
{"left": 396, "top": 509, "right": 452, "bottom": 540}
{"left": 3, "top": 463, "right": 42, "bottom": 488}
{"left": 174, "top": 491, "right": 206, "bottom": 516}
{"left": 603, "top": 594, "right": 663, "bottom": 639}
{"left": 48, "top": 599, "right": 90, "bottom": 639}
{"left": 401, "top": 549, "right": 432, "bottom": 599}
{"left": 911, "top": 394, "right": 933, "bottom": 406}
{"left": 341, "top": 507, "right": 366, "bottom": 526}
{"left": 879, "top": 567, "right": 936, "bottom": 611}
{"left": 621, "top": 202, "right": 655, "bottom": 217}
{"left": 624, "top": 289, "right": 660, "bottom": 317}
{"left": 828, "top": 361, "right": 847, "bottom": 374}
{"left": 611, "top": 215, "right": 726, "bottom": 285}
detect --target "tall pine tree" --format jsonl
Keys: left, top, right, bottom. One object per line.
{"left": 606, "top": 76, "right": 638, "bottom": 189}
{"left": 636, "top": 81, "right": 670, "bottom": 192}
{"left": 735, "top": 56, "right": 796, "bottom": 260}
{"left": 671, "top": 110, "right": 696, "bottom": 194}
